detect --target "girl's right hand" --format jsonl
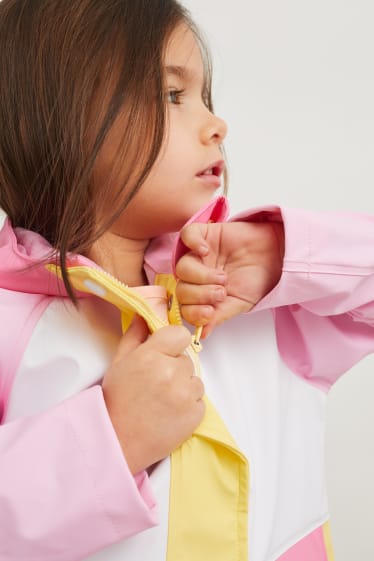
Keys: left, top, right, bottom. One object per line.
{"left": 102, "top": 317, "right": 205, "bottom": 475}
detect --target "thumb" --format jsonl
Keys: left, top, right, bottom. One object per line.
{"left": 180, "top": 222, "right": 209, "bottom": 257}
{"left": 146, "top": 325, "right": 192, "bottom": 357}
{"left": 115, "top": 314, "right": 150, "bottom": 359}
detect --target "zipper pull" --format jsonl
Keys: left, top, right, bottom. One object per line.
{"left": 191, "top": 325, "right": 203, "bottom": 353}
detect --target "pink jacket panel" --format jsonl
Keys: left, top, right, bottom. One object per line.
{"left": 0, "top": 385, "right": 158, "bottom": 560}
{"left": 276, "top": 525, "right": 330, "bottom": 561}
{"left": 237, "top": 205, "right": 374, "bottom": 390}
{"left": 0, "top": 222, "right": 158, "bottom": 560}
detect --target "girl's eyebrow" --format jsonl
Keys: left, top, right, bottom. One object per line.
{"left": 165, "top": 65, "right": 196, "bottom": 83}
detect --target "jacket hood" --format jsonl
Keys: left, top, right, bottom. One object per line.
{"left": 0, "top": 197, "right": 229, "bottom": 296}
{"left": 0, "top": 218, "right": 95, "bottom": 297}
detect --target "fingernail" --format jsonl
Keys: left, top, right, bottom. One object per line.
{"left": 202, "top": 306, "right": 214, "bottom": 320}
{"left": 200, "top": 244, "right": 209, "bottom": 255}
{"left": 214, "top": 288, "right": 226, "bottom": 301}
{"left": 215, "top": 272, "right": 227, "bottom": 284}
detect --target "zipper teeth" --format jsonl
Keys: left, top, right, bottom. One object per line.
{"left": 86, "top": 267, "right": 201, "bottom": 373}
{"left": 86, "top": 266, "right": 168, "bottom": 331}
{"left": 50, "top": 263, "right": 165, "bottom": 332}
{"left": 47, "top": 263, "right": 201, "bottom": 371}
{"left": 172, "top": 299, "right": 183, "bottom": 324}
{"left": 93, "top": 266, "right": 128, "bottom": 288}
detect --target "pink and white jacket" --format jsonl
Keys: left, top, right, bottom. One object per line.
{"left": 1, "top": 198, "right": 374, "bottom": 561}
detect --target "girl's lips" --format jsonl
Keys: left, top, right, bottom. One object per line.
{"left": 196, "top": 159, "right": 224, "bottom": 188}
{"left": 196, "top": 160, "right": 225, "bottom": 178}
{"left": 195, "top": 173, "right": 222, "bottom": 188}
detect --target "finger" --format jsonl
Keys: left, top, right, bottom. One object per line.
{"left": 190, "top": 376, "right": 205, "bottom": 401}
{"left": 175, "top": 353, "right": 195, "bottom": 378}
{"left": 147, "top": 324, "right": 192, "bottom": 357}
{"left": 201, "top": 323, "right": 214, "bottom": 340}
{"left": 193, "top": 398, "right": 206, "bottom": 425}
{"left": 116, "top": 315, "right": 149, "bottom": 358}
{"left": 180, "top": 223, "right": 209, "bottom": 256}
{"left": 176, "top": 281, "right": 226, "bottom": 306}
{"left": 180, "top": 304, "right": 215, "bottom": 327}
{"left": 176, "top": 253, "right": 227, "bottom": 285}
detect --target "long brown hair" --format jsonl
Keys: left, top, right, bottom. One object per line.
{"left": 0, "top": 0, "right": 215, "bottom": 299}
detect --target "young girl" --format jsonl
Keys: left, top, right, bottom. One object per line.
{"left": 0, "top": 1, "right": 374, "bottom": 560}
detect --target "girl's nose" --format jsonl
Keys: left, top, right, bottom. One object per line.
{"left": 200, "top": 112, "right": 228, "bottom": 145}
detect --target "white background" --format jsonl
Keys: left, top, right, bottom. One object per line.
{"left": 182, "top": 1, "right": 374, "bottom": 559}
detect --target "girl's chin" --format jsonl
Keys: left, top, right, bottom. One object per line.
{"left": 182, "top": 192, "right": 219, "bottom": 220}
{"left": 168, "top": 194, "right": 221, "bottom": 233}
{"left": 117, "top": 194, "right": 219, "bottom": 238}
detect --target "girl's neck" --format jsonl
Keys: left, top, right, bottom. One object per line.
{"left": 87, "top": 231, "right": 149, "bottom": 287}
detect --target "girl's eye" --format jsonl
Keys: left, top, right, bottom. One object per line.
{"left": 167, "top": 89, "right": 185, "bottom": 105}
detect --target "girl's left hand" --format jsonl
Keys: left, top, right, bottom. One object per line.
{"left": 175, "top": 220, "right": 284, "bottom": 338}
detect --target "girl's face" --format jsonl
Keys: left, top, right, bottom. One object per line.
{"left": 103, "top": 23, "right": 228, "bottom": 240}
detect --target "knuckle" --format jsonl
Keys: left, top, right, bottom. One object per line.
{"left": 209, "top": 287, "right": 224, "bottom": 304}
{"left": 175, "top": 257, "right": 186, "bottom": 278}
{"left": 175, "top": 280, "right": 186, "bottom": 299}
{"left": 181, "top": 305, "right": 213, "bottom": 325}
{"left": 164, "top": 323, "right": 187, "bottom": 336}
{"left": 154, "top": 358, "right": 173, "bottom": 385}
{"left": 192, "top": 376, "right": 205, "bottom": 396}
{"left": 175, "top": 281, "right": 194, "bottom": 305}
{"left": 178, "top": 324, "right": 192, "bottom": 338}
{"left": 159, "top": 324, "right": 177, "bottom": 337}
{"left": 143, "top": 347, "right": 158, "bottom": 365}
{"left": 195, "top": 400, "right": 206, "bottom": 423}
{"left": 160, "top": 324, "right": 190, "bottom": 345}
{"left": 184, "top": 355, "right": 195, "bottom": 377}
{"left": 158, "top": 377, "right": 176, "bottom": 406}
{"left": 171, "top": 380, "right": 190, "bottom": 406}
{"left": 162, "top": 361, "right": 176, "bottom": 382}
{"left": 175, "top": 255, "right": 193, "bottom": 280}
{"left": 177, "top": 326, "right": 193, "bottom": 347}
{"left": 178, "top": 284, "right": 218, "bottom": 306}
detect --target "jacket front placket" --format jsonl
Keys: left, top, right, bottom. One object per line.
{"left": 49, "top": 264, "right": 250, "bottom": 561}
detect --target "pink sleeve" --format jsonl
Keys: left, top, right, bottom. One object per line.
{"left": 0, "top": 385, "right": 158, "bottom": 560}
{"left": 232, "top": 206, "right": 374, "bottom": 391}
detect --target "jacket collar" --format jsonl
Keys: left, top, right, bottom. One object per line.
{"left": 0, "top": 197, "right": 229, "bottom": 296}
